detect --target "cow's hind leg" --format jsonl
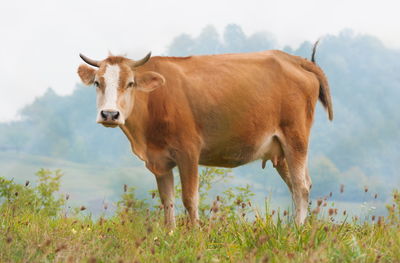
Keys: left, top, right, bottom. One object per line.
{"left": 275, "top": 159, "right": 293, "bottom": 194}
{"left": 280, "top": 131, "right": 311, "bottom": 225}
{"left": 156, "top": 171, "right": 175, "bottom": 228}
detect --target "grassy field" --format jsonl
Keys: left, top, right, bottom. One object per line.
{"left": 1, "top": 169, "right": 399, "bottom": 263}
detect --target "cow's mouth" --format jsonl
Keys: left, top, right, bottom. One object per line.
{"left": 99, "top": 121, "right": 119, "bottom": 128}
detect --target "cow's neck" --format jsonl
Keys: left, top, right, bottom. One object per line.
{"left": 120, "top": 91, "right": 150, "bottom": 162}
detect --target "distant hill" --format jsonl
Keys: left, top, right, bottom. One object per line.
{"left": 1, "top": 25, "right": 399, "bottom": 210}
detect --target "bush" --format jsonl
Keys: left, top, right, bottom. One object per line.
{"left": 0, "top": 169, "right": 65, "bottom": 217}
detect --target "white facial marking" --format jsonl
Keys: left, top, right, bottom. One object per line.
{"left": 102, "top": 64, "right": 120, "bottom": 110}
{"left": 96, "top": 64, "right": 127, "bottom": 125}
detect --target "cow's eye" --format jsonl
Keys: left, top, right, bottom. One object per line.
{"left": 127, "top": 81, "right": 134, "bottom": 88}
{"left": 94, "top": 81, "right": 100, "bottom": 88}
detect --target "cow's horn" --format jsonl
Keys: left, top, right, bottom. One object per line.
{"left": 132, "top": 52, "right": 152, "bottom": 67}
{"left": 79, "top": 54, "right": 101, "bottom": 67}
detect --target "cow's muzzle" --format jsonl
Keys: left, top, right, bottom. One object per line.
{"left": 98, "top": 110, "right": 121, "bottom": 127}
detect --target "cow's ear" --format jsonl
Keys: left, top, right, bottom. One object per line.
{"left": 135, "top": 71, "right": 165, "bottom": 92}
{"left": 77, "top": 64, "right": 97, "bottom": 85}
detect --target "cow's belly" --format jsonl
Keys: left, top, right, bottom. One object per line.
{"left": 199, "top": 143, "right": 255, "bottom": 168}
{"left": 198, "top": 134, "right": 283, "bottom": 168}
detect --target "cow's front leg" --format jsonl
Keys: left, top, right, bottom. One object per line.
{"left": 177, "top": 156, "right": 199, "bottom": 225}
{"left": 155, "top": 171, "right": 175, "bottom": 228}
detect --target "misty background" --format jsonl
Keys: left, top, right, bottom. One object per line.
{"left": 1, "top": 23, "right": 399, "bottom": 217}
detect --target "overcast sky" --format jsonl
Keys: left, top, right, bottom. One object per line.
{"left": 0, "top": 0, "right": 399, "bottom": 122}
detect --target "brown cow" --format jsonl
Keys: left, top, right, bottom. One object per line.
{"left": 77, "top": 41, "right": 333, "bottom": 227}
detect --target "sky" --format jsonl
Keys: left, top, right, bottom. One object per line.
{"left": 0, "top": 0, "right": 399, "bottom": 122}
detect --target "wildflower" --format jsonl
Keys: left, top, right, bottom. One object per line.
{"left": 152, "top": 192, "right": 156, "bottom": 199}
{"left": 261, "top": 255, "right": 269, "bottom": 263}
{"left": 71, "top": 228, "right": 77, "bottom": 234}
{"left": 153, "top": 237, "right": 158, "bottom": 241}
{"left": 328, "top": 208, "right": 334, "bottom": 216}
{"left": 168, "top": 230, "right": 174, "bottom": 236}
{"left": 258, "top": 235, "right": 268, "bottom": 245}
{"left": 135, "top": 239, "right": 142, "bottom": 248}
{"left": 212, "top": 205, "right": 219, "bottom": 213}
{"left": 87, "top": 227, "right": 91, "bottom": 231}
{"left": 312, "top": 207, "right": 320, "bottom": 214}
{"left": 236, "top": 199, "right": 242, "bottom": 206}
{"left": 55, "top": 244, "right": 67, "bottom": 253}
{"left": 144, "top": 226, "right": 152, "bottom": 234}
{"left": 43, "top": 239, "right": 51, "bottom": 247}
{"left": 283, "top": 210, "right": 288, "bottom": 216}
{"left": 317, "top": 199, "right": 323, "bottom": 207}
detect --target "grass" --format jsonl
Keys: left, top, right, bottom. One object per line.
{"left": 1, "top": 169, "right": 399, "bottom": 262}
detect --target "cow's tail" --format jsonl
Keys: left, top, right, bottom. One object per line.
{"left": 306, "top": 40, "right": 333, "bottom": 121}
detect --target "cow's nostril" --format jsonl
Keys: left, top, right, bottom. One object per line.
{"left": 101, "top": 110, "right": 108, "bottom": 120}
{"left": 111, "top": 111, "right": 120, "bottom": 121}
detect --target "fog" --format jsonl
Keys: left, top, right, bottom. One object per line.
{"left": 0, "top": 0, "right": 399, "bottom": 121}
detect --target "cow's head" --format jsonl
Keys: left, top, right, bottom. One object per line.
{"left": 77, "top": 53, "right": 165, "bottom": 127}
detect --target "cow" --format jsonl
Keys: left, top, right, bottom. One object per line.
{"left": 77, "top": 41, "right": 333, "bottom": 228}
